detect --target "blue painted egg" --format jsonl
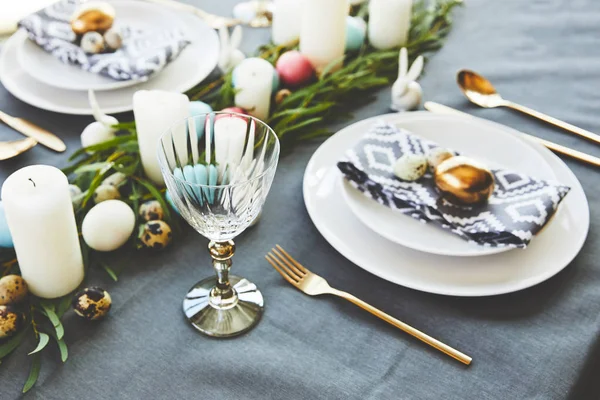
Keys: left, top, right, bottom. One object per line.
{"left": 0, "top": 202, "right": 13, "bottom": 248}
{"left": 232, "top": 59, "right": 279, "bottom": 94}
{"left": 165, "top": 191, "right": 180, "bottom": 215}
{"left": 345, "top": 16, "right": 367, "bottom": 52}
{"left": 189, "top": 101, "right": 213, "bottom": 139}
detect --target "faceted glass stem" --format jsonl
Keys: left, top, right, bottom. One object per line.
{"left": 208, "top": 240, "right": 239, "bottom": 309}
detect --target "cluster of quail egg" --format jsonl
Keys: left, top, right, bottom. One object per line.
{"left": 138, "top": 201, "right": 173, "bottom": 250}
{"left": 0, "top": 275, "right": 28, "bottom": 339}
{"left": 71, "top": 2, "right": 123, "bottom": 54}
{"left": 393, "top": 148, "right": 495, "bottom": 206}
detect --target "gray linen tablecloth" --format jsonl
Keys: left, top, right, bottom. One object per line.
{"left": 1, "top": 0, "right": 600, "bottom": 399}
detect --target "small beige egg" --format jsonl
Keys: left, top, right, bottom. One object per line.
{"left": 80, "top": 31, "right": 105, "bottom": 54}
{"left": 71, "top": 1, "right": 115, "bottom": 35}
{"left": 72, "top": 287, "right": 112, "bottom": 321}
{"left": 0, "top": 305, "right": 23, "bottom": 338}
{"left": 139, "top": 200, "right": 164, "bottom": 222}
{"left": 393, "top": 154, "right": 428, "bottom": 181}
{"left": 69, "top": 184, "right": 84, "bottom": 208}
{"left": 93, "top": 184, "right": 120, "bottom": 203}
{"left": 141, "top": 220, "right": 172, "bottom": 250}
{"left": 101, "top": 172, "right": 127, "bottom": 187}
{"left": 103, "top": 28, "right": 123, "bottom": 50}
{"left": 82, "top": 200, "right": 135, "bottom": 252}
{"left": 427, "top": 148, "right": 454, "bottom": 172}
{"left": 0, "top": 275, "right": 28, "bottom": 305}
{"left": 434, "top": 156, "right": 495, "bottom": 205}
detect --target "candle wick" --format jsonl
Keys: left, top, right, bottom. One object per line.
{"left": 28, "top": 178, "right": 36, "bottom": 188}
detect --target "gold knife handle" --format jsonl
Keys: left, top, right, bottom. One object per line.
{"left": 332, "top": 289, "right": 472, "bottom": 365}
{"left": 0, "top": 110, "right": 66, "bottom": 152}
{"left": 505, "top": 101, "right": 600, "bottom": 145}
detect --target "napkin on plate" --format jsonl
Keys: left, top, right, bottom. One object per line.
{"left": 18, "top": 0, "right": 190, "bottom": 81}
{"left": 337, "top": 121, "right": 571, "bottom": 248}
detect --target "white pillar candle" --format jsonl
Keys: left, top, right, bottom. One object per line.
{"left": 133, "top": 90, "right": 190, "bottom": 185}
{"left": 272, "top": 0, "right": 304, "bottom": 45}
{"left": 1, "top": 165, "right": 84, "bottom": 298}
{"left": 233, "top": 58, "right": 273, "bottom": 121}
{"left": 299, "top": 0, "right": 347, "bottom": 72}
{"left": 368, "top": 0, "right": 412, "bottom": 50}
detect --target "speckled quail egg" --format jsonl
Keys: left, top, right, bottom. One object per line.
{"left": 427, "top": 148, "right": 454, "bottom": 173}
{"left": 141, "top": 220, "right": 172, "bottom": 250}
{"left": 69, "top": 184, "right": 83, "bottom": 208}
{"left": 139, "top": 200, "right": 164, "bottom": 222}
{"left": 101, "top": 172, "right": 127, "bottom": 187}
{"left": 393, "top": 154, "right": 428, "bottom": 181}
{"left": 71, "top": 1, "right": 115, "bottom": 35}
{"left": 93, "top": 184, "right": 120, "bottom": 203}
{"left": 434, "top": 156, "right": 495, "bottom": 205}
{"left": 72, "top": 287, "right": 112, "bottom": 321}
{"left": 80, "top": 31, "right": 105, "bottom": 54}
{"left": 0, "top": 305, "right": 23, "bottom": 338}
{"left": 0, "top": 275, "right": 28, "bottom": 305}
{"left": 103, "top": 28, "right": 122, "bottom": 50}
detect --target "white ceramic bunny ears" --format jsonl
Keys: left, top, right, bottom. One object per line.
{"left": 218, "top": 25, "right": 246, "bottom": 72}
{"left": 81, "top": 90, "right": 119, "bottom": 148}
{"left": 391, "top": 47, "right": 424, "bottom": 112}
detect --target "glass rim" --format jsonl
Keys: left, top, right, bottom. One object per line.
{"left": 157, "top": 111, "right": 280, "bottom": 189}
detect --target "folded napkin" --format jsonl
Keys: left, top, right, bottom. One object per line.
{"left": 337, "top": 121, "right": 571, "bottom": 248}
{"left": 19, "top": 0, "right": 189, "bottom": 81}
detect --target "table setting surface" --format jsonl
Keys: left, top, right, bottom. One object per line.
{"left": 2, "top": 0, "right": 600, "bottom": 399}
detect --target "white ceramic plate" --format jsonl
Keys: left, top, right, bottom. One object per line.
{"left": 0, "top": 8, "right": 218, "bottom": 114}
{"left": 303, "top": 112, "right": 589, "bottom": 296}
{"left": 339, "top": 116, "right": 557, "bottom": 257}
{"left": 16, "top": 1, "right": 186, "bottom": 91}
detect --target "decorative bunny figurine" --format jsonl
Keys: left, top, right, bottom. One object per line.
{"left": 80, "top": 90, "right": 118, "bottom": 149}
{"left": 391, "top": 47, "right": 424, "bottom": 111}
{"left": 218, "top": 25, "right": 246, "bottom": 72}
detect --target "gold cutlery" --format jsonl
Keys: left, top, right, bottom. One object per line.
{"left": 424, "top": 101, "right": 600, "bottom": 168}
{"left": 266, "top": 245, "right": 472, "bottom": 365}
{"left": 145, "top": 0, "right": 271, "bottom": 28}
{"left": 0, "top": 137, "right": 37, "bottom": 160}
{"left": 457, "top": 70, "right": 600, "bottom": 145}
{"left": 0, "top": 110, "right": 66, "bottom": 152}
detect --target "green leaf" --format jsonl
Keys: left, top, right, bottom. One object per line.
{"left": 22, "top": 353, "right": 41, "bottom": 393}
{"left": 28, "top": 332, "right": 50, "bottom": 355}
{"left": 41, "top": 304, "right": 64, "bottom": 340}
{"left": 56, "top": 295, "right": 73, "bottom": 319}
{"left": 48, "top": 331, "right": 68, "bottom": 362}
{"left": 101, "top": 263, "right": 119, "bottom": 282}
{"left": 0, "top": 326, "right": 29, "bottom": 359}
{"left": 74, "top": 162, "right": 109, "bottom": 174}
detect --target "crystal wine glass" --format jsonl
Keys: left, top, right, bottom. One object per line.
{"left": 157, "top": 112, "right": 280, "bottom": 337}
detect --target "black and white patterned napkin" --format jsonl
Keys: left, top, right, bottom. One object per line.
{"left": 19, "top": 0, "right": 190, "bottom": 81}
{"left": 337, "top": 121, "right": 571, "bottom": 248}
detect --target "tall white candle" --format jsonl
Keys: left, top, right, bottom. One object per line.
{"left": 1, "top": 165, "right": 84, "bottom": 298}
{"left": 368, "top": 0, "right": 412, "bottom": 50}
{"left": 272, "top": 0, "right": 304, "bottom": 45}
{"left": 233, "top": 58, "right": 273, "bottom": 121}
{"left": 300, "top": 0, "right": 347, "bottom": 71}
{"left": 133, "top": 90, "right": 190, "bottom": 185}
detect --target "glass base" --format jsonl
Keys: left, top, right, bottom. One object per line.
{"left": 182, "top": 275, "right": 264, "bottom": 338}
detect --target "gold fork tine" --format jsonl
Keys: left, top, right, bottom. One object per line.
{"left": 275, "top": 244, "right": 308, "bottom": 274}
{"left": 272, "top": 248, "right": 306, "bottom": 277}
{"left": 268, "top": 252, "right": 303, "bottom": 281}
{"left": 266, "top": 253, "right": 301, "bottom": 283}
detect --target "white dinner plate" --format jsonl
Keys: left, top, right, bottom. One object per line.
{"left": 16, "top": 1, "right": 187, "bottom": 91}
{"left": 303, "top": 112, "right": 589, "bottom": 296}
{"left": 339, "top": 116, "right": 557, "bottom": 257}
{"left": 0, "top": 8, "right": 218, "bottom": 114}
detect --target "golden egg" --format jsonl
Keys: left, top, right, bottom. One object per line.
{"left": 71, "top": 2, "right": 116, "bottom": 35}
{"left": 434, "top": 156, "right": 495, "bottom": 205}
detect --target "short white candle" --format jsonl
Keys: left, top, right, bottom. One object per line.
{"left": 1, "top": 165, "right": 84, "bottom": 298}
{"left": 133, "top": 90, "right": 190, "bottom": 185}
{"left": 272, "top": 0, "right": 304, "bottom": 45}
{"left": 234, "top": 58, "right": 273, "bottom": 121}
{"left": 368, "top": 0, "right": 412, "bottom": 50}
{"left": 300, "top": 0, "right": 347, "bottom": 71}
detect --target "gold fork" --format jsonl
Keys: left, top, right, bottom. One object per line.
{"left": 266, "top": 245, "right": 472, "bottom": 365}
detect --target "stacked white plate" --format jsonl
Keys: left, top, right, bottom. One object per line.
{"left": 0, "top": 1, "right": 219, "bottom": 114}
{"left": 303, "top": 112, "right": 589, "bottom": 296}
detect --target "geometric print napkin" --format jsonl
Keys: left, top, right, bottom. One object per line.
{"left": 19, "top": 0, "right": 189, "bottom": 81}
{"left": 337, "top": 121, "right": 571, "bottom": 248}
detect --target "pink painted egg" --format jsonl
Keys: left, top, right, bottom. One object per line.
{"left": 275, "top": 51, "right": 315, "bottom": 88}
{"left": 215, "top": 107, "right": 248, "bottom": 121}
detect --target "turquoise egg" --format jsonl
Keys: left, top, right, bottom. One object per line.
{"left": 165, "top": 191, "right": 180, "bottom": 215}
{"left": 0, "top": 202, "right": 13, "bottom": 248}
{"left": 232, "top": 60, "right": 279, "bottom": 94}
{"left": 345, "top": 16, "right": 367, "bottom": 52}
{"left": 189, "top": 101, "right": 213, "bottom": 139}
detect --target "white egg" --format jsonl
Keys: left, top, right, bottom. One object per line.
{"left": 81, "top": 121, "right": 117, "bottom": 149}
{"left": 82, "top": 200, "right": 135, "bottom": 252}
{"left": 393, "top": 154, "right": 428, "bottom": 181}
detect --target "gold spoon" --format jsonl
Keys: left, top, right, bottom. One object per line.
{"left": 457, "top": 69, "right": 600, "bottom": 145}
{"left": 0, "top": 137, "right": 37, "bottom": 160}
